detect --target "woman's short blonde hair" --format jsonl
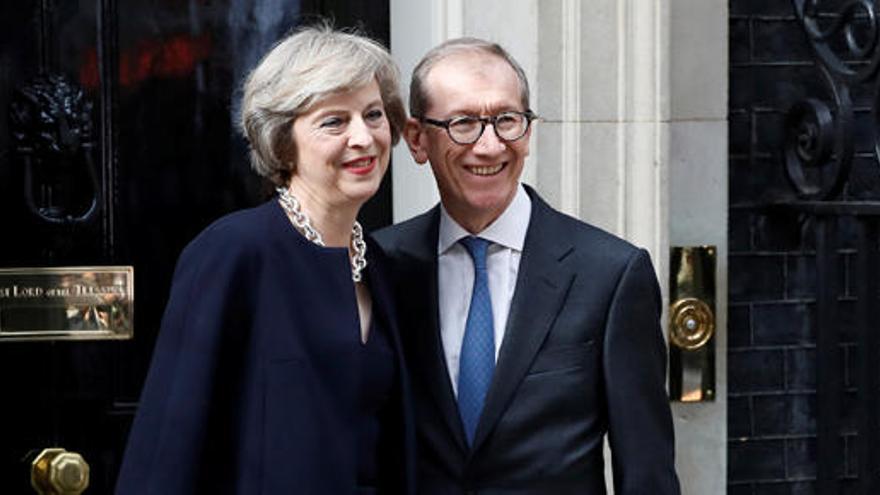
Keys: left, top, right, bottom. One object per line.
{"left": 240, "top": 24, "right": 405, "bottom": 186}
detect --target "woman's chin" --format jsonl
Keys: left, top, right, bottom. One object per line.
{"left": 341, "top": 182, "right": 383, "bottom": 209}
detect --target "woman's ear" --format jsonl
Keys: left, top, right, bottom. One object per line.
{"left": 403, "top": 118, "right": 429, "bottom": 164}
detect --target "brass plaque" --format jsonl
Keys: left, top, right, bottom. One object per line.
{"left": 0, "top": 267, "right": 133, "bottom": 341}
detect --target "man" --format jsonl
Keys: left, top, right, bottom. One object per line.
{"left": 374, "top": 38, "right": 680, "bottom": 494}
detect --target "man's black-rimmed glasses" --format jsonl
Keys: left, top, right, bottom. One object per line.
{"left": 419, "top": 110, "right": 537, "bottom": 145}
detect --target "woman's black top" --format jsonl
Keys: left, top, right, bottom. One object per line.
{"left": 356, "top": 317, "right": 397, "bottom": 494}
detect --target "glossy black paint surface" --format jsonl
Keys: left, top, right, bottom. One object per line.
{"left": 0, "top": 1, "right": 390, "bottom": 492}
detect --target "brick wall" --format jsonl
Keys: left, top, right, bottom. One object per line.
{"left": 728, "top": 1, "right": 879, "bottom": 493}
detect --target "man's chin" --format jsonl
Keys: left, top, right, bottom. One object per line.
{"left": 469, "top": 189, "right": 517, "bottom": 212}
{"left": 445, "top": 194, "right": 513, "bottom": 230}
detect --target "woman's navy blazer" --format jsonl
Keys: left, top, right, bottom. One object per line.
{"left": 116, "top": 200, "right": 416, "bottom": 494}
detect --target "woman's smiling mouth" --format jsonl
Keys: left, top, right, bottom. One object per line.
{"left": 343, "top": 156, "right": 376, "bottom": 175}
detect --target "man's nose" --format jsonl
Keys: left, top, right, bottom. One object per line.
{"left": 472, "top": 123, "right": 505, "bottom": 154}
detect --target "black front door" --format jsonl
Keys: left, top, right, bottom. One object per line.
{"left": 0, "top": 2, "right": 390, "bottom": 492}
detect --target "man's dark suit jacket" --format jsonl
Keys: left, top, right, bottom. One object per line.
{"left": 116, "top": 200, "right": 416, "bottom": 494}
{"left": 373, "top": 186, "right": 680, "bottom": 495}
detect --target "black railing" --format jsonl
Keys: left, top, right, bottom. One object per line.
{"left": 780, "top": 1, "right": 880, "bottom": 492}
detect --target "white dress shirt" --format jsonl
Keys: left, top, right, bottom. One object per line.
{"left": 437, "top": 184, "right": 532, "bottom": 396}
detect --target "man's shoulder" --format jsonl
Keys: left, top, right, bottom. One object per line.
{"left": 530, "top": 198, "right": 659, "bottom": 297}
{"left": 528, "top": 189, "right": 640, "bottom": 261}
{"left": 372, "top": 207, "right": 439, "bottom": 255}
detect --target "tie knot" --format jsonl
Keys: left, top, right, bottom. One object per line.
{"left": 460, "top": 236, "right": 490, "bottom": 270}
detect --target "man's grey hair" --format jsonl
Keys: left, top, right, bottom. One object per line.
{"left": 240, "top": 24, "right": 405, "bottom": 186}
{"left": 409, "top": 37, "right": 530, "bottom": 118}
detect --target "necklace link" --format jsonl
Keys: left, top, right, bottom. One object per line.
{"left": 276, "top": 187, "right": 367, "bottom": 282}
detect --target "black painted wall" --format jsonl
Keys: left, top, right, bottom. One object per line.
{"left": 729, "top": 1, "right": 880, "bottom": 494}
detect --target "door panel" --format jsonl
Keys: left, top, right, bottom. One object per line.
{"left": 0, "top": 1, "right": 390, "bottom": 492}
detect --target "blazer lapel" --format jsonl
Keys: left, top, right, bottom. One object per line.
{"left": 471, "top": 191, "right": 576, "bottom": 451}
{"left": 398, "top": 209, "right": 469, "bottom": 452}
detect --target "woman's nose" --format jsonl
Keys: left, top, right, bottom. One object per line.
{"left": 348, "top": 119, "right": 375, "bottom": 148}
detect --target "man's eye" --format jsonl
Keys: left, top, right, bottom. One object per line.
{"left": 448, "top": 117, "right": 479, "bottom": 131}
{"left": 495, "top": 113, "right": 521, "bottom": 130}
{"left": 495, "top": 113, "right": 519, "bottom": 124}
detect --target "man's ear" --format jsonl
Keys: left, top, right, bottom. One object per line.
{"left": 403, "top": 117, "right": 429, "bottom": 164}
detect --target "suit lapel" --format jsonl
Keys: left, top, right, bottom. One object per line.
{"left": 471, "top": 191, "right": 576, "bottom": 451}
{"left": 398, "top": 209, "right": 469, "bottom": 452}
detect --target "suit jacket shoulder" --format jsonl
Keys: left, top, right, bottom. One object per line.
{"left": 525, "top": 186, "right": 641, "bottom": 263}
{"left": 373, "top": 206, "right": 439, "bottom": 258}
{"left": 373, "top": 186, "right": 643, "bottom": 266}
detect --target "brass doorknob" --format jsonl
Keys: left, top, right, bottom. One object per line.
{"left": 31, "top": 448, "right": 90, "bottom": 495}
{"left": 669, "top": 297, "right": 715, "bottom": 351}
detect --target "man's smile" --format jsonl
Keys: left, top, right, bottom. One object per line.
{"left": 467, "top": 162, "right": 506, "bottom": 176}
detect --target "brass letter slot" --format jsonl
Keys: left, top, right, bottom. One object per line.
{"left": 669, "top": 246, "right": 716, "bottom": 402}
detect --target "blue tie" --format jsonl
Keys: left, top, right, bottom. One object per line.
{"left": 457, "top": 236, "right": 495, "bottom": 446}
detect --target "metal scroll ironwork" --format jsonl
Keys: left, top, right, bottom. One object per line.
{"left": 779, "top": 2, "right": 880, "bottom": 493}
{"left": 783, "top": 70, "right": 853, "bottom": 199}
{"left": 9, "top": 73, "right": 101, "bottom": 225}
{"left": 796, "top": 0, "right": 880, "bottom": 82}
{"left": 786, "top": 0, "right": 880, "bottom": 199}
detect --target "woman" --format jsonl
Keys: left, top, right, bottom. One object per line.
{"left": 116, "top": 25, "right": 414, "bottom": 494}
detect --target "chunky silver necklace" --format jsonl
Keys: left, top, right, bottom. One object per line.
{"left": 277, "top": 187, "right": 367, "bottom": 283}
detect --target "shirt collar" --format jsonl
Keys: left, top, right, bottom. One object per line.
{"left": 438, "top": 184, "right": 532, "bottom": 255}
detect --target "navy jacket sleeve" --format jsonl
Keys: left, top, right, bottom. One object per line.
{"left": 604, "top": 249, "right": 681, "bottom": 495}
{"left": 116, "top": 231, "right": 250, "bottom": 494}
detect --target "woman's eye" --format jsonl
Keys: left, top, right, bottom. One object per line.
{"left": 319, "top": 117, "right": 344, "bottom": 128}
{"left": 365, "top": 108, "right": 385, "bottom": 121}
